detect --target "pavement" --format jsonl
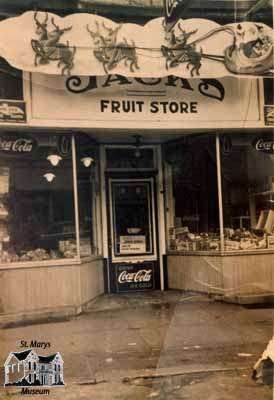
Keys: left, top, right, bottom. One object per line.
{"left": 0, "top": 290, "right": 273, "bottom": 399}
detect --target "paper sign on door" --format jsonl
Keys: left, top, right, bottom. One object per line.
{"left": 120, "top": 236, "right": 146, "bottom": 254}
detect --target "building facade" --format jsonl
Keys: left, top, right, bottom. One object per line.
{"left": 4, "top": 349, "right": 64, "bottom": 386}
{"left": 0, "top": 1, "right": 273, "bottom": 324}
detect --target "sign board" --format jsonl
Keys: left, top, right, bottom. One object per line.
{"left": 253, "top": 136, "right": 274, "bottom": 154}
{"left": 164, "top": 0, "right": 190, "bottom": 31}
{"left": 0, "top": 101, "right": 26, "bottom": 123}
{"left": 264, "top": 106, "right": 274, "bottom": 126}
{"left": 120, "top": 236, "right": 146, "bottom": 254}
{"left": 0, "top": 133, "right": 36, "bottom": 155}
{"left": 116, "top": 262, "right": 155, "bottom": 292}
{"left": 264, "top": 78, "right": 273, "bottom": 126}
{"left": 30, "top": 74, "right": 260, "bottom": 128}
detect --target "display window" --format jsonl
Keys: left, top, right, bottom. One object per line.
{"left": 221, "top": 132, "right": 273, "bottom": 251}
{"left": 0, "top": 133, "right": 99, "bottom": 265}
{"left": 164, "top": 132, "right": 274, "bottom": 253}
{"left": 76, "top": 135, "right": 99, "bottom": 257}
{"left": 164, "top": 135, "right": 220, "bottom": 252}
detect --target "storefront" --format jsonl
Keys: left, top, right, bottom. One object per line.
{"left": 0, "top": 8, "right": 273, "bottom": 323}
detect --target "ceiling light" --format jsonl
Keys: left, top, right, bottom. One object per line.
{"left": 43, "top": 173, "right": 56, "bottom": 183}
{"left": 81, "top": 156, "right": 95, "bottom": 168}
{"left": 47, "top": 154, "right": 62, "bottom": 167}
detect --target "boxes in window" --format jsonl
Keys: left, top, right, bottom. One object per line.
{"left": 267, "top": 236, "right": 274, "bottom": 249}
{"left": 256, "top": 210, "right": 274, "bottom": 233}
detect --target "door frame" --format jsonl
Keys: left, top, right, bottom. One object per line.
{"left": 99, "top": 144, "right": 166, "bottom": 293}
{"left": 108, "top": 177, "right": 158, "bottom": 263}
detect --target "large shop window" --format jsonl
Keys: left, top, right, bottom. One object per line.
{"left": 76, "top": 136, "right": 99, "bottom": 257}
{"left": 221, "top": 132, "right": 273, "bottom": 251}
{"left": 164, "top": 136, "right": 220, "bottom": 252}
{"left": 0, "top": 133, "right": 99, "bottom": 265}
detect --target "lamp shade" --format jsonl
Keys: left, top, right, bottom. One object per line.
{"left": 81, "top": 156, "right": 95, "bottom": 168}
{"left": 47, "top": 154, "right": 62, "bottom": 166}
{"left": 43, "top": 173, "right": 56, "bottom": 183}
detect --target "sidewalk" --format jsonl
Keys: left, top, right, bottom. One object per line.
{"left": 0, "top": 291, "right": 273, "bottom": 399}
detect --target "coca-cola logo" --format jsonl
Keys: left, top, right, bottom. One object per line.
{"left": 118, "top": 269, "right": 152, "bottom": 284}
{"left": 0, "top": 135, "right": 36, "bottom": 154}
{"left": 254, "top": 138, "right": 274, "bottom": 154}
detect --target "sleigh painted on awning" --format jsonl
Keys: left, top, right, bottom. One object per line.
{"left": 0, "top": 11, "right": 272, "bottom": 78}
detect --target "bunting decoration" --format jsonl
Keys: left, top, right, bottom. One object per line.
{"left": 0, "top": 11, "right": 272, "bottom": 78}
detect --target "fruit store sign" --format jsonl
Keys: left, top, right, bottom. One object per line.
{"left": 30, "top": 74, "right": 260, "bottom": 128}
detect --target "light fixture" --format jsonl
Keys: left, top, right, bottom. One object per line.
{"left": 43, "top": 173, "right": 56, "bottom": 183}
{"left": 133, "top": 135, "right": 142, "bottom": 158}
{"left": 81, "top": 156, "right": 95, "bottom": 168}
{"left": 47, "top": 153, "right": 62, "bottom": 167}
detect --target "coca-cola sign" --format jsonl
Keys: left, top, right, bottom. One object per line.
{"left": 253, "top": 137, "right": 274, "bottom": 154}
{"left": 0, "top": 134, "right": 37, "bottom": 155}
{"left": 116, "top": 263, "right": 155, "bottom": 292}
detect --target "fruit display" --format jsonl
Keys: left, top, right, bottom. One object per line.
{"left": 170, "top": 226, "right": 269, "bottom": 252}
{"left": 224, "top": 228, "right": 267, "bottom": 251}
{"left": 170, "top": 227, "right": 220, "bottom": 252}
{"left": 0, "top": 240, "right": 78, "bottom": 264}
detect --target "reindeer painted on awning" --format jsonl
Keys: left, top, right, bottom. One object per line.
{"left": 86, "top": 21, "right": 139, "bottom": 73}
{"left": 31, "top": 12, "right": 76, "bottom": 75}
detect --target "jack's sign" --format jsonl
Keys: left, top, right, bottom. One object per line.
{"left": 30, "top": 74, "right": 260, "bottom": 128}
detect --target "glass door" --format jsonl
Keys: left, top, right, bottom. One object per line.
{"left": 107, "top": 178, "right": 160, "bottom": 293}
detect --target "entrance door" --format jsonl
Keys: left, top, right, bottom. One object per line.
{"left": 107, "top": 177, "right": 160, "bottom": 293}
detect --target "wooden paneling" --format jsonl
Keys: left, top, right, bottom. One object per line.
{"left": 0, "top": 258, "right": 104, "bottom": 325}
{"left": 168, "top": 253, "right": 274, "bottom": 303}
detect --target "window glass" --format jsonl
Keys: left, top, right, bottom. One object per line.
{"left": 111, "top": 181, "right": 154, "bottom": 256}
{"left": 221, "top": 132, "right": 273, "bottom": 251}
{"left": 0, "top": 64, "right": 23, "bottom": 100}
{"left": 76, "top": 135, "right": 98, "bottom": 257}
{"left": 106, "top": 148, "right": 155, "bottom": 169}
{"left": 164, "top": 135, "right": 220, "bottom": 252}
{"left": 0, "top": 133, "right": 76, "bottom": 263}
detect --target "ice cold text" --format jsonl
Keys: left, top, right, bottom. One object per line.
{"left": 100, "top": 100, "right": 198, "bottom": 114}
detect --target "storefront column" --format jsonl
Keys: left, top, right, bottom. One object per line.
{"left": 156, "top": 145, "right": 166, "bottom": 291}
{"left": 72, "top": 135, "right": 81, "bottom": 258}
{"left": 216, "top": 134, "right": 225, "bottom": 252}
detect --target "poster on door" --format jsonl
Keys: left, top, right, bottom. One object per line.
{"left": 120, "top": 236, "right": 146, "bottom": 254}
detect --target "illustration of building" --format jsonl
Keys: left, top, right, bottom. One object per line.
{"left": 4, "top": 349, "right": 64, "bottom": 387}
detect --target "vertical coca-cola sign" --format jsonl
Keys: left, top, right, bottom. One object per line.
{"left": 116, "top": 263, "right": 155, "bottom": 292}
